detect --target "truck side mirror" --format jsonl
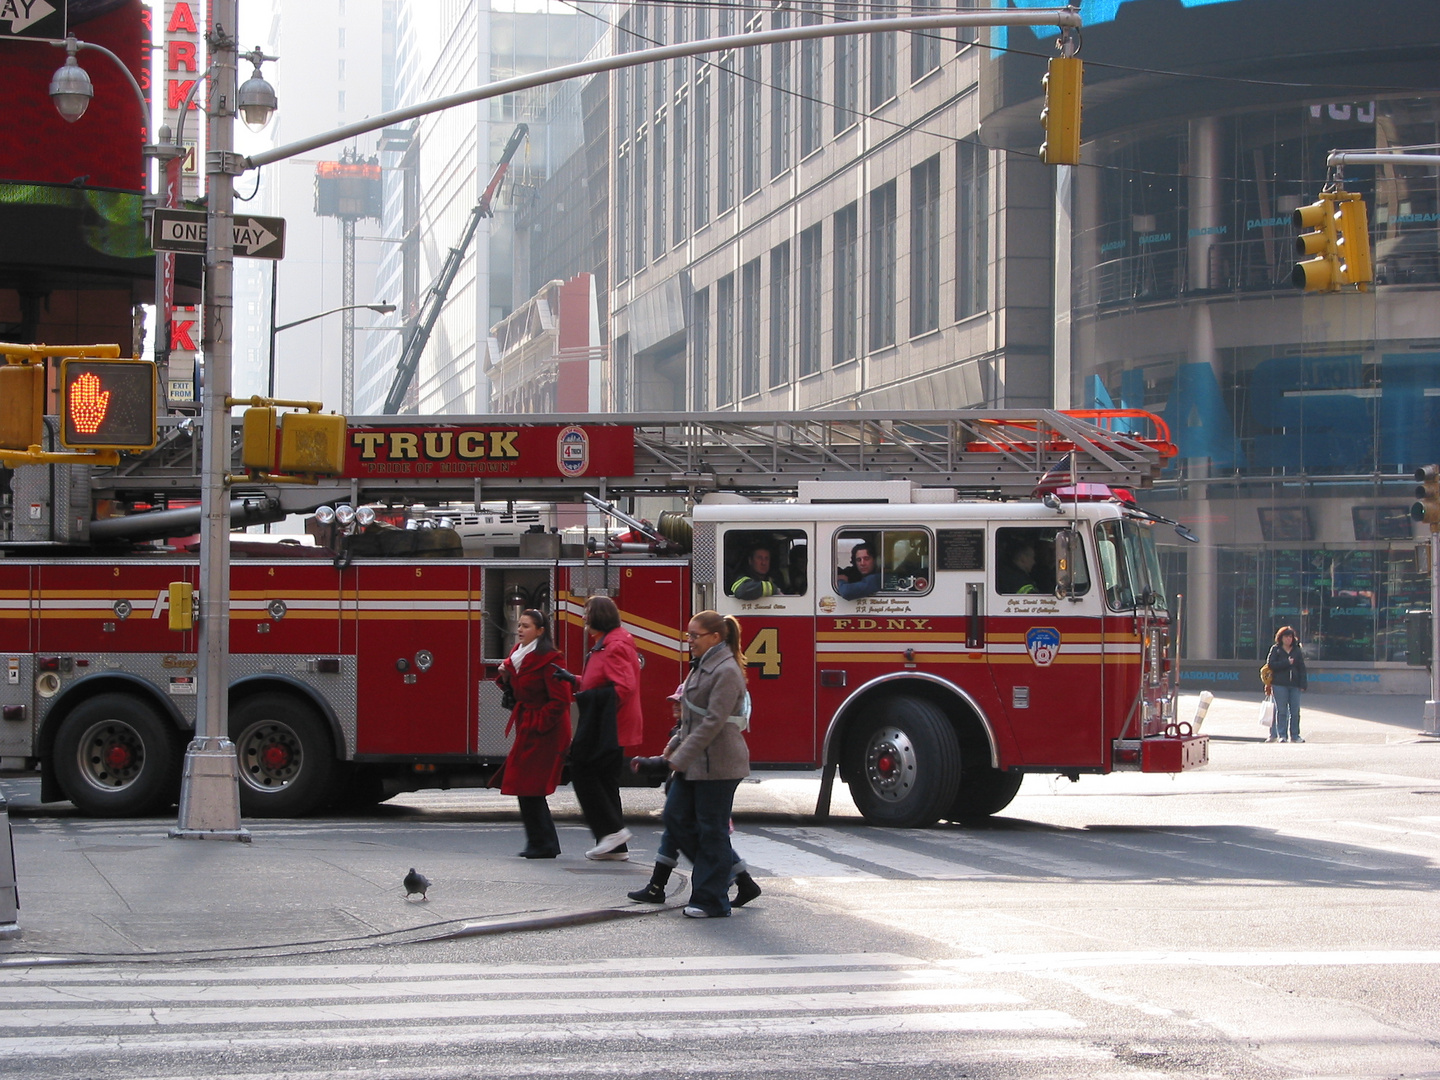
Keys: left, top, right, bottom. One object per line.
{"left": 1054, "top": 529, "right": 1081, "bottom": 601}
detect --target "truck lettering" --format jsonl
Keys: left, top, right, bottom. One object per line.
{"left": 352, "top": 431, "right": 385, "bottom": 459}
{"left": 389, "top": 432, "right": 420, "bottom": 460}
{"left": 489, "top": 430, "right": 520, "bottom": 458}
{"left": 457, "top": 431, "right": 486, "bottom": 459}
{"left": 423, "top": 431, "right": 453, "bottom": 458}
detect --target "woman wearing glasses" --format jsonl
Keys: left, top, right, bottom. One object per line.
{"left": 662, "top": 610, "right": 752, "bottom": 918}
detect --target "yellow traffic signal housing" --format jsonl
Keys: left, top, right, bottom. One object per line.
{"left": 241, "top": 406, "right": 277, "bottom": 472}
{"left": 1292, "top": 194, "right": 1339, "bottom": 291}
{"left": 0, "top": 362, "right": 45, "bottom": 452}
{"left": 57, "top": 357, "right": 157, "bottom": 451}
{"left": 278, "top": 411, "right": 347, "bottom": 476}
{"left": 1334, "top": 192, "right": 1373, "bottom": 289}
{"left": 1040, "top": 56, "right": 1083, "bottom": 166}
{"left": 1413, "top": 464, "right": 1440, "bottom": 532}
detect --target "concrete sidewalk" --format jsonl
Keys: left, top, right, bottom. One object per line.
{"left": 0, "top": 783, "right": 682, "bottom": 963}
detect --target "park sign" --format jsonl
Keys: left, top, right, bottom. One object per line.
{"left": 152, "top": 209, "right": 286, "bottom": 259}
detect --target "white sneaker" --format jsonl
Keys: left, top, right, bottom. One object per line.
{"left": 586, "top": 850, "right": 629, "bottom": 861}
{"left": 585, "top": 828, "right": 632, "bottom": 860}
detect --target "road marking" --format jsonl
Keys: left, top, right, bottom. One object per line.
{"left": 768, "top": 827, "right": 994, "bottom": 879}
{"left": 0, "top": 951, "right": 1084, "bottom": 1057}
{"left": 902, "top": 831, "right": 1131, "bottom": 879}
{"left": 934, "top": 949, "right": 1440, "bottom": 974}
{"left": 732, "top": 830, "right": 879, "bottom": 878}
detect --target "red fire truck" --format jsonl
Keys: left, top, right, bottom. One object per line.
{"left": 0, "top": 409, "right": 1205, "bottom": 826}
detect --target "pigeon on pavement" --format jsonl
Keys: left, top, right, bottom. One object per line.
{"left": 403, "top": 868, "right": 431, "bottom": 901}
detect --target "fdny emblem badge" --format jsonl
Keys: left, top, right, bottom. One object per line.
{"left": 1025, "top": 627, "right": 1061, "bottom": 667}
{"left": 556, "top": 425, "right": 590, "bottom": 476}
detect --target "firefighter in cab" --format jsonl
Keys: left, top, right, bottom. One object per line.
{"left": 729, "top": 543, "right": 786, "bottom": 600}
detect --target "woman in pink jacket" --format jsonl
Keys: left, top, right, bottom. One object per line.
{"left": 574, "top": 595, "right": 643, "bottom": 860}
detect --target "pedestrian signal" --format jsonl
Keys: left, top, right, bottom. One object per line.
{"left": 0, "top": 362, "right": 45, "bottom": 452}
{"left": 1412, "top": 464, "right": 1440, "bottom": 532}
{"left": 58, "top": 358, "right": 157, "bottom": 451}
{"left": 1039, "top": 56, "right": 1082, "bottom": 166}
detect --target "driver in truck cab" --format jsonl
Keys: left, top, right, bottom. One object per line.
{"left": 729, "top": 544, "right": 785, "bottom": 600}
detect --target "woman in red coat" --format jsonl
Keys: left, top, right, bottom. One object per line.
{"left": 574, "top": 595, "right": 643, "bottom": 860}
{"left": 495, "top": 609, "right": 573, "bottom": 858}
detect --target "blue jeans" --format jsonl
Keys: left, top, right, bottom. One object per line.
{"left": 662, "top": 774, "right": 743, "bottom": 916}
{"left": 1272, "top": 685, "right": 1302, "bottom": 740}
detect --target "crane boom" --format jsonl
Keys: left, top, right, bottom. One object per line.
{"left": 381, "top": 123, "right": 528, "bottom": 415}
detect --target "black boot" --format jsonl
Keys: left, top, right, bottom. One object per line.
{"left": 732, "top": 871, "right": 762, "bottom": 907}
{"left": 627, "top": 862, "right": 673, "bottom": 903}
{"left": 517, "top": 796, "right": 560, "bottom": 858}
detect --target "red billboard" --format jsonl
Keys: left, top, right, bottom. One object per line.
{"left": 345, "top": 424, "right": 636, "bottom": 480}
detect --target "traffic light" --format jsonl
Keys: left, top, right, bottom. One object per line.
{"left": 1413, "top": 464, "right": 1440, "bottom": 532}
{"left": 58, "top": 358, "right": 157, "bottom": 451}
{"left": 1039, "top": 56, "right": 1082, "bottom": 167}
{"left": 277, "top": 411, "right": 347, "bottom": 476}
{"left": 1334, "top": 191, "right": 1373, "bottom": 290}
{"left": 0, "top": 362, "right": 45, "bottom": 452}
{"left": 1292, "top": 193, "right": 1339, "bottom": 291}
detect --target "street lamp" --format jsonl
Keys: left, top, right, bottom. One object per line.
{"left": 268, "top": 301, "right": 395, "bottom": 398}
{"left": 237, "top": 47, "right": 278, "bottom": 132}
{"left": 47, "top": 38, "right": 93, "bottom": 121}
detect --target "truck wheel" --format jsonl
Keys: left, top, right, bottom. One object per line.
{"left": 230, "top": 693, "right": 336, "bottom": 817}
{"left": 52, "top": 693, "right": 181, "bottom": 817}
{"left": 844, "top": 696, "right": 960, "bottom": 828}
{"left": 947, "top": 767, "right": 1023, "bottom": 823}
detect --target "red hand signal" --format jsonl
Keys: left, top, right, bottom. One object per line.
{"left": 69, "top": 371, "right": 112, "bottom": 435}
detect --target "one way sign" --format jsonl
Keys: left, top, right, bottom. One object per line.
{"left": 152, "top": 209, "right": 287, "bottom": 260}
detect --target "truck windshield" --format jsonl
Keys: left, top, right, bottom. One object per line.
{"left": 1094, "top": 518, "right": 1167, "bottom": 611}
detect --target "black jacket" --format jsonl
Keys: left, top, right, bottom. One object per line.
{"left": 570, "top": 683, "right": 619, "bottom": 764}
{"left": 1266, "top": 643, "right": 1307, "bottom": 691}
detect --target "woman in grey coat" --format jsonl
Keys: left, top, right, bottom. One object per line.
{"left": 662, "top": 609, "right": 751, "bottom": 918}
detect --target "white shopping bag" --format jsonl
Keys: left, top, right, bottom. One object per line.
{"left": 1258, "top": 696, "right": 1275, "bottom": 728}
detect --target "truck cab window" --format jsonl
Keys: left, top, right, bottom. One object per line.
{"left": 995, "top": 527, "right": 1090, "bottom": 596}
{"left": 725, "top": 530, "right": 808, "bottom": 599}
{"left": 1095, "top": 518, "right": 1164, "bottom": 611}
{"left": 834, "top": 528, "right": 931, "bottom": 599}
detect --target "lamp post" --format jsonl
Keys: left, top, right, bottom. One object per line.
{"left": 169, "top": 7, "right": 277, "bottom": 841}
{"left": 268, "top": 301, "right": 395, "bottom": 399}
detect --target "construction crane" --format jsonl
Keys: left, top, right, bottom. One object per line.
{"left": 381, "top": 123, "right": 528, "bottom": 415}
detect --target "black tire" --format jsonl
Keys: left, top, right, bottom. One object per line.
{"left": 947, "top": 766, "right": 1023, "bottom": 823}
{"left": 230, "top": 693, "right": 337, "bottom": 817}
{"left": 844, "top": 695, "right": 961, "bottom": 828}
{"left": 52, "top": 693, "right": 181, "bottom": 817}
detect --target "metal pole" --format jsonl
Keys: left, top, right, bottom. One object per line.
{"left": 1428, "top": 533, "right": 1440, "bottom": 735}
{"left": 172, "top": 3, "right": 249, "bottom": 841}
{"left": 342, "top": 218, "right": 356, "bottom": 412}
{"left": 268, "top": 261, "right": 278, "bottom": 399}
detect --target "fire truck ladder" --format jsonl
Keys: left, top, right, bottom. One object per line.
{"left": 80, "top": 408, "right": 1174, "bottom": 514}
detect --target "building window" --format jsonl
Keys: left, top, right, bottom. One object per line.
{"left": 672, "top": 89, "right": 689, "bottom": 247}
{"left": 653, "top": 7, "right": 667, "bottom": 111}
{"left": 957, "top": 139, "right": 989, "bottom": 319}
{"left": 338, "top": 90, "right": 346, "bottom": 111}
{"left": 338, "top": 59, "right": 346, "bottom": 80}
{"left": 869, "top": 1, "right": 896, "bottom": 108}
{"left": 633, "top": 129, "right": 648, "bottom": 272}
{"left": 770, "top": 12, "right": 791, "bottom": 179}
{"left": 718, "top": 62, "right": 735, "bottom": 211}
{"left": 834, "top": 21, "right": 859, "bottom": 134}
{"left": 741, "top": 258, "right": 761, "bottom": 397}
{"left": 614, "top": 334, "right": 631, "bottom": 412}
{"left": 911, "top": 0, "right": 941, "bottom": 81}
{"left": 833, "top": 202, "right": 859, "bottom": 365}
{"left": 798, "top": 223, "right": 822, "bottom": 377}
{"left": 693, "top": 73, "right": 711, "bottom": 229}
{"left": 614, "top": 145, "right": 630, "bottom": 282}
{"left": 692, "top": 286, "right": 710, "bottom": 411}
{"left": 717, "top": 273, "right": 736, "bottom": 405}
{"left": 869, "top": 181, "right": 897, "bottom": 351}
{"left": 770, "top": 242, "right": 792, "bottom": 389}
{"left": 653, "top": 112, "right": 668, "bottom": 259}
{"left": 956, "top": 0, "right": 977, "bottom": 49}
{"left": 799, "top": 4, "right": 823, "bottom": 156}
{"left": 910, "top": 154, "right": 941, "bottom": 337}
{"left": 742, "top": 46, "right": 762, "bottom": 196}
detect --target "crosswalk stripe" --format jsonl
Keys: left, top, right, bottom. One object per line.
{"left": 0, "top": 951, "right": 1085, "bottom": 1056}
{"left": 934, "top": 949, "right": 1440, "bottom": 973}
{"left": 767, "top": 827, "right": 995, "bottom": 879}
{"left": 902, "top": 831, "right": 1131, "bottom": 879}
{"left": 0, "top": 1009, "right": 1084, "bottom": 1059}
{"left": 0, "top": 967, "right": 975, "bottom": 1005}
{"left": 732, "top": 830, "right": 879, "bottom": 878}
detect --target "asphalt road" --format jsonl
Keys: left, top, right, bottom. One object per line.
{"left": 2, "top": 691, "right": 1438, "bottom": 1079}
